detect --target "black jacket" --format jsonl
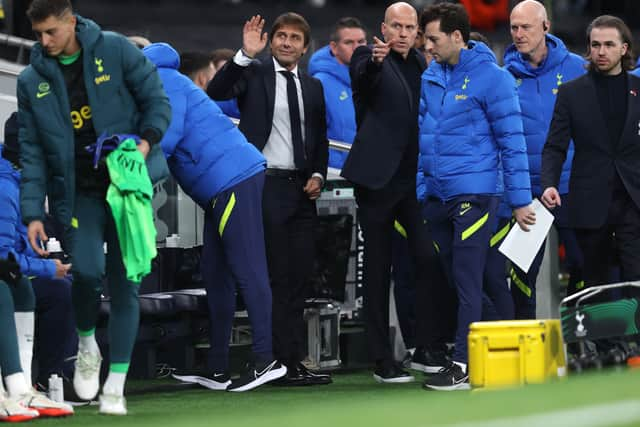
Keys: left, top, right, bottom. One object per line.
{"left": 341, "top": 46, "right": 426, "bottom": 189}
{"left": 541, "top": 72, "right": 640, "bottom": 228}
{"left": 207, "top": 57, "right": 328, "bottom": 179}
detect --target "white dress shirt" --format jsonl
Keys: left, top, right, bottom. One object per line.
{"left": 262, "top": 57, "right": 305, "bottom": 170}
{"left": 233, "top": 50, "right": 323, "bottom": 182}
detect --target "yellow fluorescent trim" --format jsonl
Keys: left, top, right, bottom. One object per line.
{"left": 461, "top": 212, "right": 488, "bottom": 241}
{"left": 218, "top": 193, "right": 236, "bottom": 237}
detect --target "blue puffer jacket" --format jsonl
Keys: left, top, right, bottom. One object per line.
{"left": 419, "top": 41, "right": 531, "bottom": 208}
{"left": 0, "top": 149, "right": 55, "bottom": 278}
{"left": 504, "top": 34, "right": 586, "bottom": 196}
{"left": 308, "top": 45, "right": 356, "bottom": 169}
{"left": 216, "top": 99, "right": 241, "bottom": 119}
{"left": 143, "top": 43, "right": 265, "bottom": 208}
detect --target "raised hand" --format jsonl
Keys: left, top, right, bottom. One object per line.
{"left": 242, "top": 15, "right": 268, "bottom": 58}
{"left": 371, "top": 36, "right": 395, "bottom": 64}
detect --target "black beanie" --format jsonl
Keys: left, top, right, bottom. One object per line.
{"left": 2, "top": 112, "right": 20, "bottom": 167}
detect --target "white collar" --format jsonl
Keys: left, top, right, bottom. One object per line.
{"left": 273, "top": 57, "right": 299, "bottom": 77}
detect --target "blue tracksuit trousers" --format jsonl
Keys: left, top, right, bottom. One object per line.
{"left": 201, "top": 171, "right": 273, "bottom": 371}
{"left": 424, "top": 195, "right": 499, "bottom": 364}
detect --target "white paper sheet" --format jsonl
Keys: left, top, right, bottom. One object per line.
{"left": 498, "top": 199, "right": 554, "bottom": 273}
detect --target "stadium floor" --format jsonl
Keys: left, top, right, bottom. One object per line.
{"left": 32, "top": 367, "right": 640, "bottom": 427}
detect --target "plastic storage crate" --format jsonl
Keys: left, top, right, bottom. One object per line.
{"left": 468, "top": 319, "right": 567, "bottom": 389}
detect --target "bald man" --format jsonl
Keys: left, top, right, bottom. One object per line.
{"left": 498, "top": 0, "right": 586, "bottom": 318}
{"left": 342, "top": 2, "right": 441, "bottom": 383}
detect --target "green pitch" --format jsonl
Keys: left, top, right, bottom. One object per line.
{"left": 34, "top": 368, "right": 640, "bottom": 427}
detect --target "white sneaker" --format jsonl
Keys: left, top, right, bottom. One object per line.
{"left": 99, "top": 393, "right": 127, "bottom": 416}
{"left": 73, "top": 350, "right": 102, "bottom": 400}
{"left": 15, "top": 389, "right": 74, "bottom": 417}
{"left": 0, "top": 395, "right": 40, "bottom": 422}
{"left": 227, "top": 360, "right": 288, "bottom": 392}
{"left": 172, "top": 372, "right": 231, "bottom": 391}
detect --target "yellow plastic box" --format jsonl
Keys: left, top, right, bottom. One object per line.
{"left": 468, "top": 319, "right": 567, "bottom": 389}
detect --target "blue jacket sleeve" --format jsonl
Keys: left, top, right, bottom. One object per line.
{"left": 0, "top": 185, "right": 55, "bottom": 279}
{"left": 485, "top": 70, "right": 532, "bottom": 209}
{"left": 217, "top": 99, "right": 241, "bottom": 119}
{"left": 416, "top": 154, "right": 426, "bottom": 203}
{"left": 119, "top": 36, "right": 171, "bottom": 144}
{"left": 416, "top": 80, "right": 428, "bottom": 202}
{"left": 418, "top": 85, "right": 427, "bottom": 128}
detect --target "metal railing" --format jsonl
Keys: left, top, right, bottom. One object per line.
{"left": 328, "top": 139, "right": 350, "bottom": 153}
{"left": 0, "top": 33, "right": 35, "bottom": 65}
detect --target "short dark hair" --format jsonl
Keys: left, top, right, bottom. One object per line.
{"left": 127, "top": 35, "right": 151, "bottom": 49}
{"left": 586, "top": 15, "right": 635, "bottom": 71}
{"left": 179, "top": 52, "right": 214, "bottom": 78}
{"left": 27, "top": 0, "right": 73, "bottom": 23}
{"left": 420, "top": 3, "right": 470, "bottom": 44}
{"left": 269, "top": 12, "right": 311, "bottom": 47}
{"left": 210, "top": 48, "right": 235, "bottom": 66}
{"left": 330, "top": 17, "right": 365, "bottom": 43}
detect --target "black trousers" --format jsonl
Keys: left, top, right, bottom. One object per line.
{"left": 262, "top": 174, "right": 317, "bottom": 365}
{"left": 391, "top": 231, "right": 416, "bottom": 349}
{"left": 355, "top": 178, "right": 442, "bottom": 365}
{"left": 575, "top": 191, "right": 640, "bottom": 298}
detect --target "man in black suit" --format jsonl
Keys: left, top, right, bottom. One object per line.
{"left": 342, "top": 2, "right": 444, "bottom": 383}
{"left": 207, "top": 13, "right": 330, "bottom": 386}
{"left": 541, "top": 15, "right": 640, "bottom": 294}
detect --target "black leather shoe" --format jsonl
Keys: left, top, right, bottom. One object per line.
{"left": 296, "top": 363, "right": 332, "bottom": 385}
{"left": 270, "top": 364, "right": 311, "bottom": 386}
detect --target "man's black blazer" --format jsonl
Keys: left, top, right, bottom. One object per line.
{"left": 341, "top": 46, "right": 426, "bottom": 190}
{"left": 541, "top": 72, "right": 640, "bottom": 229}
{"left": 207, "top": 57, "right": 328, "bottom": 179}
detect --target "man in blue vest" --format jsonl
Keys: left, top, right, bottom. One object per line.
{"left": 179, "top": 51, "right": 241, "bottom": 119}
{"left": 308, "top": 17, "right": 366, "bottom": 169}
{"left": 500, "top": 0, "right": 586, "bottom": 318}
{"left": 0, "top": 115, "right": 75, "bottom": 418}
{"left": 144, "top": 41, "right": 287, "bottom": 392}
{"left": 419, "top": 2, "right": 534, "bottom": 390}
